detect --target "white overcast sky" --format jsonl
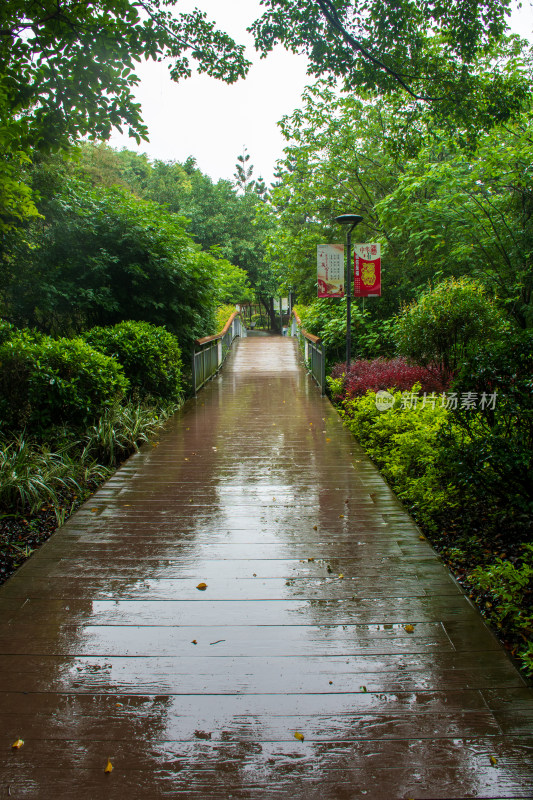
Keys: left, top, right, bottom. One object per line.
{"left": 108, "top": 0, "right": 533, "bottom": 186}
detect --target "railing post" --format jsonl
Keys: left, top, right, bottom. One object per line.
{"left": 320, "top": 342, "right": 326, "bottom": 395}
{"left": 191, "top": 348, "right": 197, "bottom": 396}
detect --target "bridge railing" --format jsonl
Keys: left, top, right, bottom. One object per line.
{"left": 192, "top": 311, "right": 247, "bottom": 395}
{"left": 290, "top": 310, "right": 326, "bottom": 395}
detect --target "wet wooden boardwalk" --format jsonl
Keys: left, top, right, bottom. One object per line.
{"left": 0, "top": 336, "right": 532, "bottom": 799}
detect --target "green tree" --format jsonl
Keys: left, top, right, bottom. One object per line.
{"left": 0, "top": 179, "right": 219, "bottom": 348}
{"left": 0, "top": 1, "right": 249, "bottom": 226}
{"left": 251, "top": 0, "right": 530, "bottom": 129}
{"left": 377, "top": 114, "right": 533, "bottom": 328}
{"left": 394, "top": 277, "right": 510, "bottom": 378}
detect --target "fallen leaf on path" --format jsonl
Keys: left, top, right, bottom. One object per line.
{"left": 490, "top": 755, "right": 498, "bottom": 766}
{"left": 196, "top": 583, "right": 207, "bottom": 591}
{"left": 90, "top": 508, "right": 98, "bottom": 513}
{"left": 11, "top": 739, "right": 24, "bottom": 749}
{"left": 191, "top": 640, "right": 197, "bottom": 645}
{"left": 104, "top": 759, "right": 113, "bottom": 773}
{"left": 294, "top": 731, "right": 305, "bottom": 742}
{"left": 338, "top": 574, "right": 344, "bottom": 579}
{"left": 404, "top": 624, "right": 415, "bottom": 633}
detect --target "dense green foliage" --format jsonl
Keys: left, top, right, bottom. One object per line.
{"left": 215, "top": 305, "right": 238, "bottom": 333}
{"left": 0, "top": 334, "right": 128, "bottom": 435}
{"left": 252, "top": 1, "right": 529, "bottom": 130}
{"left": 83, "top": 321, "right": 183, "bottom": 402}
{"left": 394, "top": 277, "right": 509, "bottom": 379}
{"left": 267, "top": 83, "right": 533, "bottom": 330}
{"left": 2, "top": 179, "right": 218, "bottom": 346}
{"left": 295, "top": 298, "right": 395, "bottom": 363}
{"left": 0, "top": 1, "right": 248, "bottom": 228}
{"left": 339, "top": 388, "right": 532, "bottom": 674}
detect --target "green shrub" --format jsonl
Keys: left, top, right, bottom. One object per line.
{"left": 341, "top": 390, "right": 458, "bottom": 533}
{"left": 83, "top": 321, "right": 182, "bottom": 401}
{"left": 447, "top": 329, "right": 533, "bottom": 538}
{"left": 0, "top": 434, "right": 108, "bottom": 513}
{"left": 467, "top": 545, "right": 533, "bottom": 676}
{"left": 215, "top": 305, "right": 237, "bottom": 334}
{"left": 394, "top": 277, "right": 509, "bottom": 379}
{"left": 83, "top": 400, "right": 177, "bottom": 466}
{"left": 0, "top": 336, "right": 128, "bottom": 434}
{"left": 295, "top": 299, "right": 395, "bottom": 365}
{"left": 0, "top": 320, "right": 16, "bottom": 344}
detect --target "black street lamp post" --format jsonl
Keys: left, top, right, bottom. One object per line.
{"left": 335, "top": 213, "right": 363, "bottom": 372}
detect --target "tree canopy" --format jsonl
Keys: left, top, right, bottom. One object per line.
{"left": 0, "top": 0, "right": 249, "bottom": 229}
{"left": 251, "top": 0, "right": 531, "bottom": 128}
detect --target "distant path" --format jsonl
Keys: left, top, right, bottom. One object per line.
{"left": 0, "top": 336, "right": 532, "bottom": 798}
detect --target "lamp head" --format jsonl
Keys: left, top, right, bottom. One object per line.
{"left": 335, "top": 213, "right": 363, "bottom": 226}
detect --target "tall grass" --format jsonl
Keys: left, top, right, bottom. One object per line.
{"left": 83, "top": 401, "right": 177, "bottom": 466}
{"left": 0, "top": 435, "right": 107, "bottom": 512}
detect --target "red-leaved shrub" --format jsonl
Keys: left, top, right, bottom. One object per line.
{"left": 330, "top": 358, "right": 450, "bottom": 402}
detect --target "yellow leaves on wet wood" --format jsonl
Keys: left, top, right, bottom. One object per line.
{"left": 490, "top": 755, "right": 498, "bottom": 766}
{"left": 404, "top": 624, "right": 415, "bottom": 633}
{"left": 104, "top": 758, "right": 113, "bottom": 773}
{"left": 11, "top": 739, "right": 24, "bottom": 749}
{"left": 339, "top": 514, "right": 344, "bottom": 518}
{"left": 338, "top": 573, "right": 344, "bottom": 579}
{"left": 294, "top": 731, "right": 305, "bottom": 742}
{"left": 196, "top": 582, "right": 207, "bottom": 591}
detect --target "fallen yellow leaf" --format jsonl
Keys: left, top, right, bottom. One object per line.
{"left": 191, "top": 639, "right": 197, "bottom": 645}
{"left": 339, "top": 514, "right": 344, "bottom": 519}
{"left": 90, "top": 508, "right": 98, "bottom": 513}
{"left": 104, "top": 758, "right": 113, "bottom": 774}
{"left": 196, "top": 582, "right": 207, "bottom": 591}
{"left": 490, "top": 755, "right": 498, "bottom": 766}
{"left": 404, "top": 624, "right": 415, "bottom": 633}
{"left": 326, "top": 438, "right": 331, "bottom": 442}
{"left": 294, "top": 731, "right": 305, "bottom": 742}
{"left": 338, "top": 574, "right": 344, "bottom": 579}
{"left": 313, "top": 525, "right": 318, "bottom": 530}
{"left": 419, "top": 535, "right": 426, "bottom": 540}
{"left": 11, "top": 739, "right": 24, "bottom": 749}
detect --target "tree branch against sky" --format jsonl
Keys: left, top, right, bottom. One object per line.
{"left": 250, "top": 0, "right": 531, "bottom": 125}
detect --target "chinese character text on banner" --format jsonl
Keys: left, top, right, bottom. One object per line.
{"left": 317, "top": 244, "right": 344, "bottom": 298}
{"left": 354, "top": 243, "right": 381, "bottom": 297}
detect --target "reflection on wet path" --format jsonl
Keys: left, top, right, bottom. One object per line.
{"left": 0, "top": 336, "right": 532, "bottom": 798}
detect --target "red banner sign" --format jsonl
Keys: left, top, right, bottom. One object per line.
{"left": 354, "top": 243, "right": 381, "bottom": 297}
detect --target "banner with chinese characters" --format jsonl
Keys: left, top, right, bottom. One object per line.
{"left": 354, "top": 243, "right": 381, "bottom": 297}
{"left": 317, "top": 244, "right": 344, "bottom": 298}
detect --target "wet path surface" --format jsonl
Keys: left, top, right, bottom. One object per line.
{"left": 1, "top": 336, "right": 532, "bottom": 799}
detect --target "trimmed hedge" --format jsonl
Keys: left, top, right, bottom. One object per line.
{"left": 0, "top": 336, "right": 129, "bottom": 434}
{"left": 83, "top": 320, "right": 183, "bottom": 401}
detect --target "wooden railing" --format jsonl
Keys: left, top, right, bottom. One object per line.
{"left": 192, "top": 311, "right": 247, "bottom": 394}
{"left": 290, "top": 310, "right": 326, "bottom": 395}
